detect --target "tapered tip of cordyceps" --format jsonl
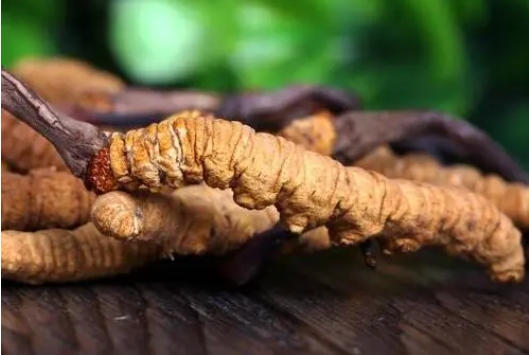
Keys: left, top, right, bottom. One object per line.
{"left": 488, "top": 247, "right": 526, "bottom": 283}
{"left": 85, "top": 148, "right": 118, "bottom": 194}
{"left": 490, "top": 269, "right": 525, "bottom": 283}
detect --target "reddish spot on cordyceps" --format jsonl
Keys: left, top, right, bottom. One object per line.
{"left": 85, "top": 148, "right": 117, "bottom": 194}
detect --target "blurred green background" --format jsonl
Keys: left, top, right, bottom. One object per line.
{"left": 2, "top": 0, "right": 528, "bottom": 168}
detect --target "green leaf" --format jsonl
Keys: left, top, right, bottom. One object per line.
{"left": 401, "top": 0, "right": 467, "bottom": 83}
{"left": 228, "top": 2, "right": 342, "bottom": 88}
{"left": 1, "top": 16, "right": 56, "bottom": 68}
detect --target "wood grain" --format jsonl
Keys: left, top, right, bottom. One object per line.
{"left": 2, "top": 250, "right": 529, "bottom": 355}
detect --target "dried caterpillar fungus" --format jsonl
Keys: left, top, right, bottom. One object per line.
{"left": 86, "top": 110, "right": 525, "bottom": 282}
{"left": 1, "top": 168, "right": 95, "bottom": 231}
{"left": 276, "top": 110, "right": 336, "bottom": 156}
{"left": 91, "top": 185, "right": 330, "bottom": 257}
{"left": 356, "top": 146, "right": 529, "bottom": 229}
{"left": 2, "top": 186, "right": 329, "bottom": 285}
{"left": 1, "top": 223, "right": 161, "bottom": 285}
{"left": 272, "top": 112, "right": 529, "bottom": 231}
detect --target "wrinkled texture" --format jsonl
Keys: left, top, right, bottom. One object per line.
{"left": 91, "top": 185, "right": 329, "bottom": 257}
{"left": 1, "top": 185, "right": 329, "bottom": 285}
{"left": 274, "top": 113, "right": 529, "bottom": 231}
{"left": 356, "top": 146, "right": 529, "bottom": 229}
{"left": 277, "top": 110, "right": 336, "bottom": 156}
{"left": 99, "top": 110, "right": 525, "bottom": 282}
{"left": 1, "top": 223, "right": 161, "bottom": 285}
{"left": 1, "top": 168, "right": 95, "bottom": 231}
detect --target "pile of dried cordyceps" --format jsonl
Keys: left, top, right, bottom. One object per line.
{"left": 2, "top": 58, "right": 528, "bottom": 286}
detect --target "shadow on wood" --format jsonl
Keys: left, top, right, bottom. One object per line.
{"left": 2, "top": 248, "right": 529, "bottom": 355}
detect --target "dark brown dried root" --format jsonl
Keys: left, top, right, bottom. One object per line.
{"left": 70, "top": 88, "right": 221, "bottom": 127}
{"left": 216, "top": 84, "right": 361, "bottom": 132}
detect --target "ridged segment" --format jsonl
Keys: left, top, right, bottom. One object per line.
{"left": 356, "top": 146, "right": 529, "bottom": 229}
{"left": 1, "top": 224, "right": 161, "bottom": 284}
{"left": 105, "top": 111, "right": 525, "bottom": 282}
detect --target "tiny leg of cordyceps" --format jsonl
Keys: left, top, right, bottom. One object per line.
{"left": 216, "top": 85, "right": 361, "bottom": 132}
{"left": 216, "top": 223, "right": 298, "bottom": 286}
{"left": 332, "top": 111, "right": 529, "bottom": 183}
{"left": 358, "top": 240, "right": 378, "bottom": 268}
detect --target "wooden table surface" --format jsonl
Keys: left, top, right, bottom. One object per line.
{"left": 2, "top": 247, "right": 529, "bottom": 355}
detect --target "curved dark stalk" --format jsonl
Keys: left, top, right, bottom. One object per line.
{"left": 217, "top": 223, "right": 297, "bottom": 286}
{"left": 216, "top": 84, "right": 362, "bottom": 132}
{"left": 71, "top": 88, "right": 221, "bottom": 127}
{"left": 332, "top": 111, "right": 529, "bottom": 183}
{"left": 1, "top": 68, "right": 106, "bottom": 178}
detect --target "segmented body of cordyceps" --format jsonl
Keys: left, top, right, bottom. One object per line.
{"left": 1, "top": 223, "right": 162, "bottom": 285}
{"left": 356, "top": 146, "right": 529, "bottom": 229}
{"left": 1, "top": 184, "right": 329, "bottom": 285}
{"left": 276, "top": 111, "right": 336, "bottom": 156}
{"left": 85, "top": 111, "right": 525, "bottom": 282}
{"left": 273, "top": 113, "right": 529, "bottom": 232}
{"left": 90, "top": 185, "right": 330, "bottom": 257}
{"left": 2, "top": 168, "right": 95, "bottom": 231}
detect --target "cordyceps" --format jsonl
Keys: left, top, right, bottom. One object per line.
{"left": 90, "top": 186, "right": 330, "bottom": 255}
{"left": 89, "top": 186, "right": 330, "bottom": 285}
{"left": 355, "top": 146, "right": 529, "bottom": 230}
{"left": 276, "top": 113, "right": 529, "bottom": 231}
{"left": 90, "top": 111, "right": 523, "bottom": 282}
{"left": 1, "top": 223, "right": 162, "bottom": 285}
{"left": 2, "top": 68, "right": 525, "bottom": 284}
{"left": 2, "top": 185, "right": 329, "bottom": 285}
{"left": 1, "top": 168, "right": 95, "bottom": 231}
{"left": 277, "top": 110, "right": 337, "bottom": 156}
